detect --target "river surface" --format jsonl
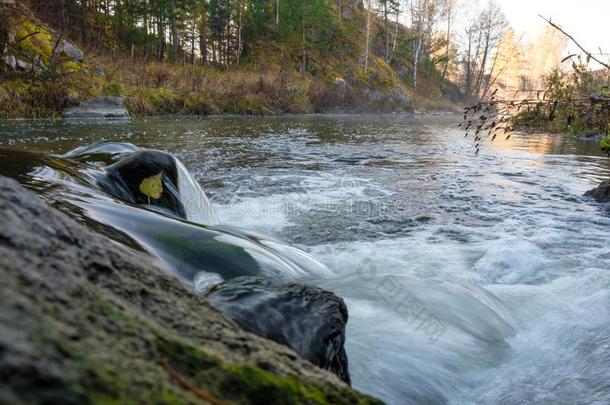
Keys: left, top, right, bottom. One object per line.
{"left": 1, "top": 114, "right": 609, "bottom": 404}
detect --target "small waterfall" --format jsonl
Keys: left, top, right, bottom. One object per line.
{"left": 175, "top": 158, "right": 220, "bottom": 225}
{"left": 0, "top": 143, "right": 331, "bottom": 284}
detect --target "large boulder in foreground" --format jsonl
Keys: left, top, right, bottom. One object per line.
{"left": 207, "top": 277, "right": 351, "bottom": 384}
{"left": 0, "top": 176, "right": 380, "bottom": 404}
{"left": 62, "top": 96, "right": 129, "bottom": 119}
{"left": 585, "top": 178, "right": 610, "bottom": 202}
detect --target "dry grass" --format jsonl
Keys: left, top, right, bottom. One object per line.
{"left": 90, "top": 54, "right": 316, "bottom": 115}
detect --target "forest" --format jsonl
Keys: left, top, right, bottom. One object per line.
{"left": 0, "top": 0, "right": 592, "bottom": 118}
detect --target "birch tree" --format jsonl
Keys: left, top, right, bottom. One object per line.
{"left": 364, "top": 0, "right": 372, "bottom": 73}
{"left": 377, "top": 0, "right": 400, "bottom": 62}
{"left": 410, "top": 0, "right": 441, "bottom": 91}
{"left": 461, "top": 0, "right": 507, "bottom": 101}
{"left": 441, "top": 0, "right": 453, "bottom": 80}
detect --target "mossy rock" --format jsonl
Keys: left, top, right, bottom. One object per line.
{"left": 0, "top": 176, "right": 383, "bottom": 404}
{"left": 14, "top": 17, "right": 54, "bottom": 64}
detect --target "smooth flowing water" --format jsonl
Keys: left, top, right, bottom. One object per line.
{"left": 1, "top": 115, "right": 609, "bottom": 404}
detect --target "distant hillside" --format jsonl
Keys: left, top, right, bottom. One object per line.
{"left": 0, "top": 0, "right": 462, "bottom": 118}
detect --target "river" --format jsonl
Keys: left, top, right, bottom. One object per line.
{"left": 1, "top": 114, "right": 609, "bottom": 404}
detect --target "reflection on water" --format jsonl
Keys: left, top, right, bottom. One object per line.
{"left": 1, "top": 114, "right": 610, "bottom": 405}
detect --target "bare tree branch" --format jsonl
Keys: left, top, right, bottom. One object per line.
{"left": 539, "top": 15, "right": 610, "bottom": 70}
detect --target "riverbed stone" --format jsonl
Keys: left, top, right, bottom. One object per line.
{"left": 585, "top": 178, "right": 610, "bottom": 202}
{"left": 62, "top": 96, "right": 129, "bottom": 119}
{"left": 206, "top": 276, "right": 351, "bottom": 384}
{"left": 0, "top": 175, "right": 380, "bottom": 404}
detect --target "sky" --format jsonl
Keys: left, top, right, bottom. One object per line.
{"left": 497, "top": 0, "right": 610, "bottom": 63}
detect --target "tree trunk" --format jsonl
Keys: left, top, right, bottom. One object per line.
{"left": 199, "top": 31, "right": 207, "bottom": 66}
{"left": 276, "top": 0, "right": 280, "bottom": 28}
{"left": 364, "top": 0, "right": 372, "bottom": 74}
{"left": 413, "top": 36, "right": 422, "bottom": 91}
{"left": 388, "top": 5, "right": 399, "bottom": 64}
{"left": 474, "top": 33, "right": 491, "bottom": 98}
{"left": 79, "top": 0, "right": 87, "bottom": 45}
{"left": 481, "top": 40, "right": 501, "bottom": 98}
{"left": 441, "top": 4, "right": 452, "bottom": 80}
{"left": 191, "top": 22, "right": 196, "bottom": 65}
{"left": 465, "top": 30, "right": 472, "bottom": 101}
{"left": 301, "top": 18, "right": 306, "bottom": 73}
{"left": 170, "top": 1, "right": 179, "bottom": 62}
{"left": 383, "top": 2, "right": 389, "bottom": 62}
{"left": 237, "top": 8, "right": 242, "bottom": 65}
{"left": 158, "top": 18, "right": 165, "bottom": 61}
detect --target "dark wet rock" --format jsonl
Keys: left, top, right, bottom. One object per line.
{"left": 207, "top": 276, "right": 351, "bottom": 384}
{"left": 62, "top": 140, "right": 142, "bottom": 166}
{"left": 96, "top": 149, "right": 187, "bottom": 219}
{"left": 62, "top": 96, "right": 129, "bottom": 119}
{"left": 585, "top": 178, "right": 610, "bottom": 202}
{"left": 57, "top": 39, "right": 84, "bottom": 63}
{"left": 0, "top": 147, "right": 321, "bottom": 282}
{"left": 0, "top": 175, "right": 381, "bottom": 404}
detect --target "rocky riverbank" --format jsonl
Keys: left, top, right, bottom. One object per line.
{"left": 0, "top": 175, "right": 381, "bottom": 404}
{"left": 585, "top": 178, "right": 610, "bottom": 202}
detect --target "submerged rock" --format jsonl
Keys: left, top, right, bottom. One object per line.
{"left": 97, "top": 149, "right": 188, "bottom": 219}
{"left": 0, "top": 146, "right": 328, "bottom": 282}
{"left": 0, "top": 175, "right": 380, "bottom": 404}
{"left": 585, "top": 178, "right": 610, "bottom": 202}
{"left": 62, "top": 96, "right": 129, "bottom": 119}
{"left": 207, "top": 276, "right": 351, "bottom": 384}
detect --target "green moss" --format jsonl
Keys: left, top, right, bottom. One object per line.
{"left": 64, "top": 61, "right": 82, "bottom": 72}
{"left": 92, "top": 294, "right": 138, "bottom": 327}
{"left": 601, "top": 137, "right": 610, "bottom": 154}
{"left": 155, "top": 336, "right": 223, "bottom": 373}
{"left": 80, "top": 294, "right": 381, "bottom": 404}
{"left": 157, "top": 337, "right": 382, "bottom": 405}
{"left": 15, "top": 17, "right": 54, "bottom": 64}
{"left": 0, "top": 78, "right": 68, "bottom": 118}
{"left": 223, "top": 364, "right": 328, "bottom": 404}
{"left": 104, "top": 82, "right": 123, "bottom": 97}
{"left": 224, "top": 97, "right": 268, "bottom": 114}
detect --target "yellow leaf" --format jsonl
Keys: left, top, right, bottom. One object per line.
{"left": 139, "top": 171, "right": 164, "bottom": 201}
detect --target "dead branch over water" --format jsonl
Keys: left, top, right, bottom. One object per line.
{"left": 461, "top": 91, "right": 610, "bottom": 154}
{"left": 462, "top": 16, "right": 610, "bottom": 154}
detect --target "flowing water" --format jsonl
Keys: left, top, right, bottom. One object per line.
{"left": 1, "top": 115, "right": 610, "bottom": 404}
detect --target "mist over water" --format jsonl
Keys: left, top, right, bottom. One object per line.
{"left": 2, "top": 115, "right": 610, "bottom": 404}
